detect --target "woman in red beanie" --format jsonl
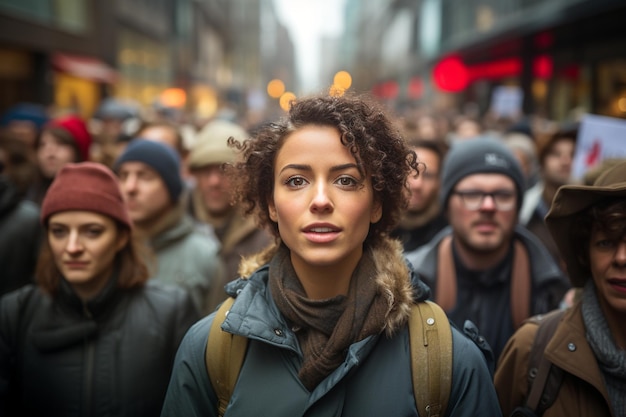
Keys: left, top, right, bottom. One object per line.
{"left": 27, "top": 115, "right": 93, "bottom": 206}
{"left": 0, "top": 161, "right": 200, "bottom": 417}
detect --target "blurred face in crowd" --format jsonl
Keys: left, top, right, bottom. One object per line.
{"left": 37, "top": 131, "right": 78, "bottom": 179}
{"left": 268, "top": 125, "right": 381, "bottom": 297}
{"left": 543, "top": 138, "right": 574, "bottom": 186}
{"left": 416, "top": 116, "right": 439, "bottom": 141}
{"left": 117, "top": 162, "right": 172, "bottom": 228}
{"left": 407, "top": 146, "right": 440, "bottom": 214}
{"left": 191, "top": 164, "right": 234, "bottom": 218}
{"left": 7, "top": 120, "right": 39, "bottom": 149}
{"left": 138, "top": 126, "right": 181, "bottom": 155}
{"left": 48, "top": 210, "right": 127, "bottom": 300}
{"left": 589, "top": 227, "right": 626, "bottom": 319}
{"left": 448, "top": 173, "right": 517, "bottom": 256}
{"left": 455, "top": 119, "right": 481, "bottom": 140}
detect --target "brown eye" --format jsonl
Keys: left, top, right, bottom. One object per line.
{"left": 49, "top": 227, "right": 67, "bottom": 238}
{"left": 285, "top": 176, "right": 307, "bottom": 187}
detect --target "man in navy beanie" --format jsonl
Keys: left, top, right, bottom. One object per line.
{"left": 115, "top": 139, "right": 223, "bottom": 315}
{"left": 406, "top": 137, "right": 569, "bottom": 361}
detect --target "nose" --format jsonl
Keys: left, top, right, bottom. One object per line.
{"left": 120, "top": 174, "right": 138, "bottom": 195}
{"left": 408, "top": 174, "right": 423, "bottom": 192}
{"left": 310, "top": 182, "right": 333, "bottom": 213}
{"left": 479, "top": 194, "right": 497, "bottom": 211}
{"left": 65, "top": 231, "right": 84, "bottom": 254}
{"left": 205, "top": 168, "right": 223, "bottom": 186}
{"left": 614, "top": 241, "right": 626, "bottom": 266}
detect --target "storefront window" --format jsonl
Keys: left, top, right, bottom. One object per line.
{"left": 54, "top": 0, "right": 88, "bottom": 33}
{"left": 0, "top": 0, "right": 87, "bottom": 33}
{"left": 596, "top": 59, "right": 626, "bottom": 119}
{"left": 0, "top": 0, "right": 52, "bottom": 24}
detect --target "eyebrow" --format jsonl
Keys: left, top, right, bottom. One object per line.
{"left": 278, "top": 163, "right": 359, "bottom": 175}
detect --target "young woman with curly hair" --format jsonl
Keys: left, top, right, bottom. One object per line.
{"left": 161, "top": 93, "right": 500, "bottom": 417}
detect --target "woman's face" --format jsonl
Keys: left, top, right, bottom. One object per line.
{"left": 37, "top": 131, "right": 78, "bottom": 179}
{"left": 48, "top": 210, "right": 128, "bottom": 299}
{"left": 589, "top": 227, "right": 626, "bottom": 316}
{"left": 269, "top": 125, "right": 381, "bottom": 282}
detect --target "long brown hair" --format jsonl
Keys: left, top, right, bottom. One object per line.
{"left": 36, "top": 222, "right": 150, "bottom": 296}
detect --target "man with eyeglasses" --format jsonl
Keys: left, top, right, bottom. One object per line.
{"left": 406, "top": 137, "right": 569, "bottom": 360}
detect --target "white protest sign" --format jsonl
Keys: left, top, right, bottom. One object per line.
{"left": 572, "top": 113, "right": 626, "bottom": 180}
{"left": 490, "top": 86, "right": 523, "bottom": 118}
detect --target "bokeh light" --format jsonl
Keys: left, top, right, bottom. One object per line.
{"left": 279, "top": 91, "right": 296, "bottom": 112}
{"left": 267, "top": 79, "right": 286, "bottom": 98}
{"left": 333, "top": 71, "right": 352, "bottom": 90}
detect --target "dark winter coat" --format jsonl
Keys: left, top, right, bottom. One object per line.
{"left": 0, "top": 275, "right": 199, "bottom": 417}
{"left": 406, "top": 225, "right": 569, "bottom": 360}
{"left": 0, "top": 177, "right": 41, "bottom": 296}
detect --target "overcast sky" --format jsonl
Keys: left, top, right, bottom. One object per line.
{"left": 273, "top": 0, "right": 347, "bottom": 94}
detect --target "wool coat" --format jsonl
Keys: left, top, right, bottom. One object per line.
{"left": 495, "top": 301, "right": 615, "bottom": 417}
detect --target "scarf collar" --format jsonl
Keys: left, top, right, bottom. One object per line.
{"left": 269, "top": 244, "right": 389, "bottom": 390}
{"left": 238, "top": 236, "right": 415, "bottom": 334}
{"left": 582, "top": 280, "right": 626, "bottom": 414}
{"left": 32, "top": 267, "right": 122, "bottom": 353}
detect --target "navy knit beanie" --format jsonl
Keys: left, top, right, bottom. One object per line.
{"left": 440, "top": 137, "right": 525, "bottom": 210}
{"left": 114, "top": 139, "right": 183, "bottom": 202}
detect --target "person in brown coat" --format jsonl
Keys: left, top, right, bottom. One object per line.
{"left": 495, "top": 160, "right": 626, "bottom": 417}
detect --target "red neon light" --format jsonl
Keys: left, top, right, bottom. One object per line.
{"left": 433, "top": 56, "right": 524, "bottom": 92}
{"left": 533, "top": 55, "right": 553, "bottom": 79}
{"left": 467, "top": 58, "right": 521, "bottom": 80}
{"left": 408, "top": 77, "right": 423, "bottom": 98}
{"left": 432, "top": 56, "right": 469, "bottom": 92}
{"left": 372, "top": 81, "right": 399, "bottom": 99}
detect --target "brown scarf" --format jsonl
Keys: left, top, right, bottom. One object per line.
{"left": 269, "top": 245, "right": 388, "bottom": 391}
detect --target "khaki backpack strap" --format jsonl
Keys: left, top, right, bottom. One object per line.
{"left": 510, "top": 240, "right": 531, "bottom": 329}
{"left": 435, "top": 235, "right": 456, "bottom": 312}
{"left": 409, "top": 301, "right": 453, "bottom": 417}
{"left": 206, "top": 297, "right": 248, "bottom": 417}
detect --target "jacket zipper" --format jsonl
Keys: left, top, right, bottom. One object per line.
{"left": 82, "top": 304, "right": 95, "bottom": 417}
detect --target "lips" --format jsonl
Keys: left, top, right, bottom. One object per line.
{"left": 64, "top": 261, "right": 89, "bottom": 268}
{"left": 473, "top": 221, "right": 498, "bottom": 231}
{"left": 607, "top": 278, "right": 626, "bottom": 294}
{"left": 302, "top": 223, "right": 341, "bottom": 243}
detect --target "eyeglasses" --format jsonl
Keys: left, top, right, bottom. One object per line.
{"left": 452, "top": 190, "right": 516, "bottom": 211}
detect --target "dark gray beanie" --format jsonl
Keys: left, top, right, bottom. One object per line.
{"left": 114, "top": 139, "right": 183, "bottom": 202}
{"left": 440, "top": 137, "right": 525, "bottom": 210}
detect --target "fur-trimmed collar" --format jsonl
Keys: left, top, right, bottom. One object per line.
{"left": 237, "top": 237, "right": 415, "bottom": 336}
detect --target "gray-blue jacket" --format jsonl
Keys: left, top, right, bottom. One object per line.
{"left": 161, "top": 240, "right": 502, "bottom": 417}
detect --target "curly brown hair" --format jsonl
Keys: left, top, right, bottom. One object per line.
{"left": 227, "top": 93, "right": 418, "bottom": 248}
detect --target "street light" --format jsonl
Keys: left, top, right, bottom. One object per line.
{"left": 279, "top": 92, "right": 296, "bottom": 112}
{"left": 333, "top": 71, "right": 352, "bottom": 90}
{"left": 267, "top": 79, "right": 285, "bottom": 98}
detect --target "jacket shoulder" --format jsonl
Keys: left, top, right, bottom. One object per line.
{"left": 0, "top": 285, "right": 41, "bottom": 343}
{"left": 139, "top": 283, "right": 199, "bottom": 315}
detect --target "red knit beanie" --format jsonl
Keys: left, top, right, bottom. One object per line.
{"left": 48, "top": 115, "right": 92, "bottom": 161}
{"left": 41, "top": 162, "right": 131, "bottom": 228}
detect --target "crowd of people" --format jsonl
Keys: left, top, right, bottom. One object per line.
{"left": 0, "top": 92, "right": 624, "bottom": 417}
